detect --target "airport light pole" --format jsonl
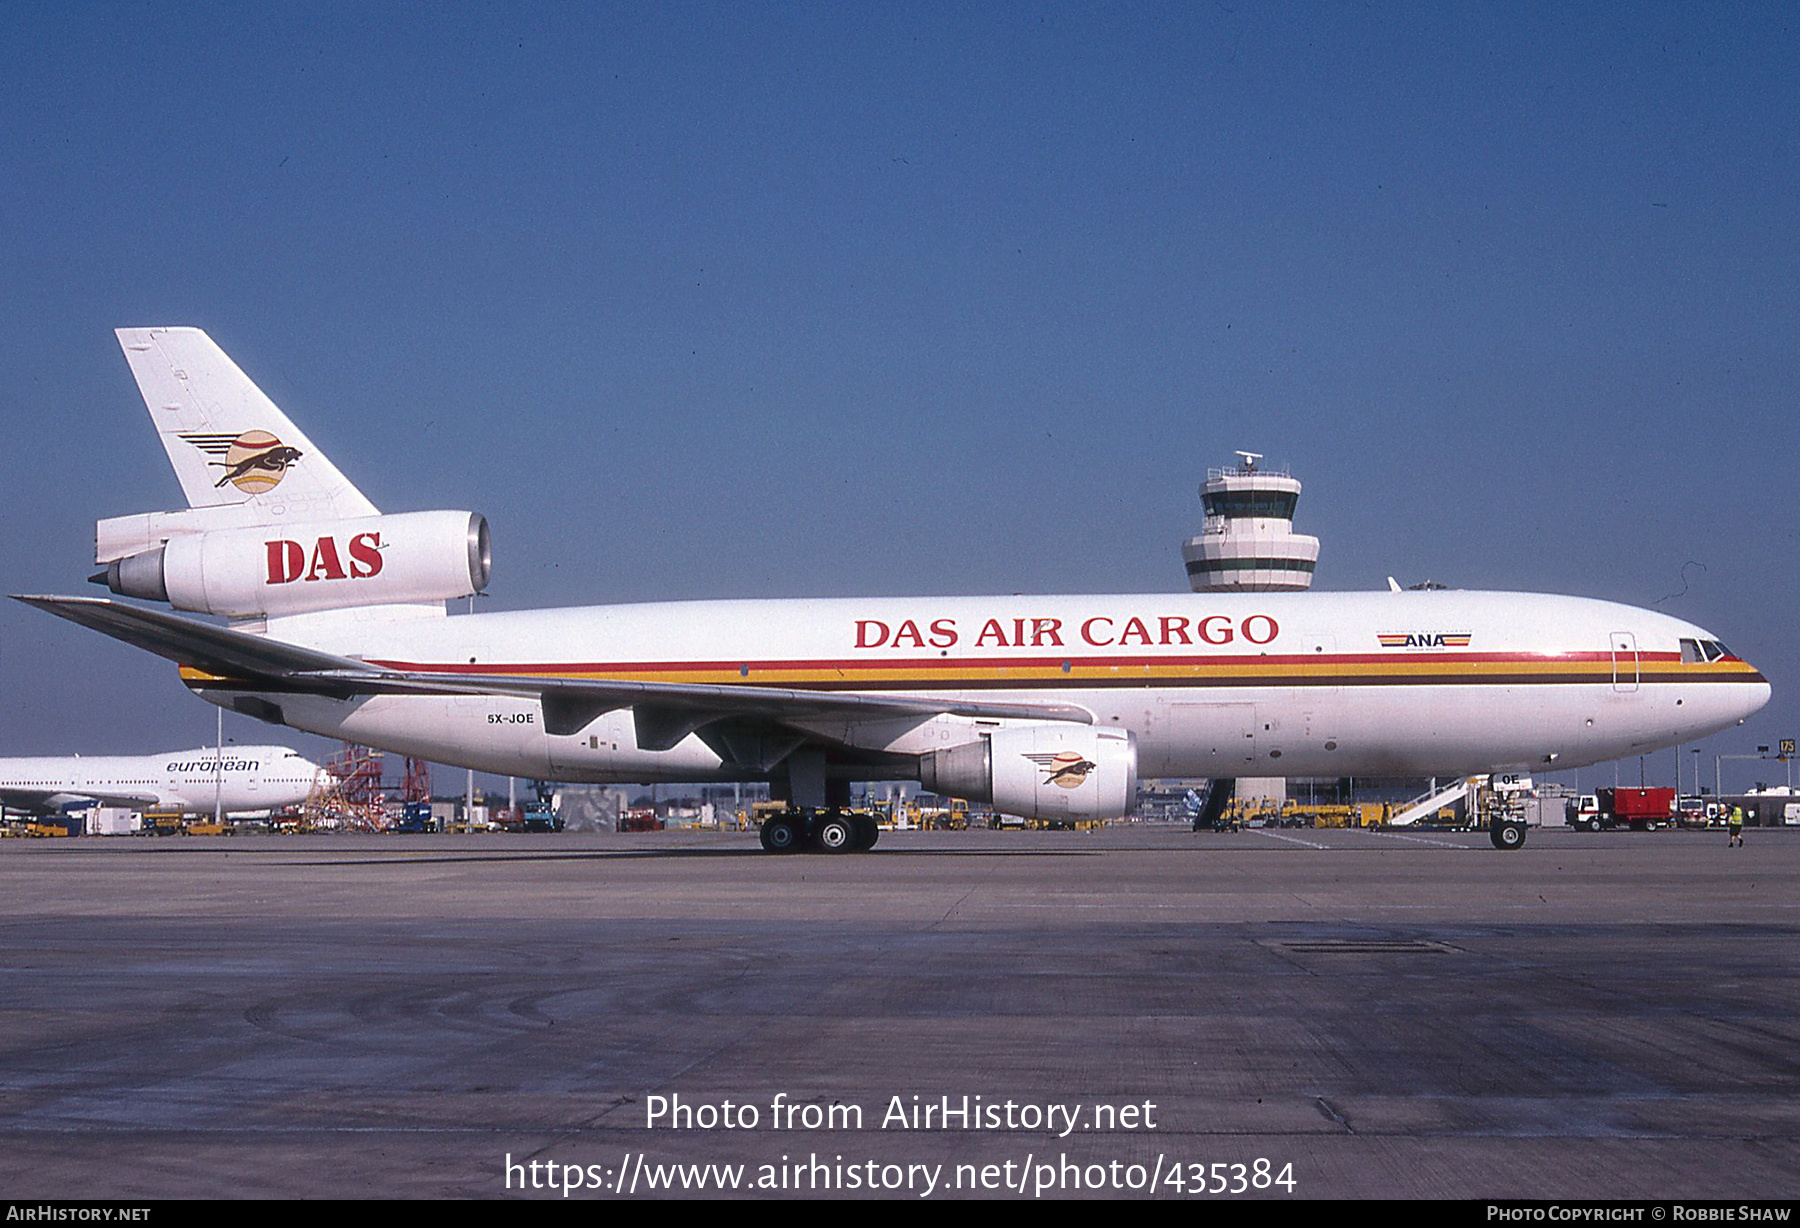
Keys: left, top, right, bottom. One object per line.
{"left": 1716, "top": 750, "right": 1776, "bottom": 798}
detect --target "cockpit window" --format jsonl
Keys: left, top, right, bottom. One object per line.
{"left": 1709, "top": 641, "right": 1733, "bottom": 660}
{"left": 1680, "top": 639, "right": 1703, "bottom": 664}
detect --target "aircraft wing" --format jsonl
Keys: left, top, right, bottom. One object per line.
{"left": 298, "top": 668, "right": 1094, "bottom": 745}
{"left": 0, "top": 788, "right": 62, "bottom": 813}
{"left": 15, "top": 596, "right": 1095, "bottom": 747}
{"left": 0, "top": 786, "right": 162, "bottom": 814}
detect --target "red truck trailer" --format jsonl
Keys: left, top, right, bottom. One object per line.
{"left": 1573, "top": 786, "right": 1676, "bottom": 831}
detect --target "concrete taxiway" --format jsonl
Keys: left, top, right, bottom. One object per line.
{"left": 1, "top": 826, "right": 1795, "bottom": 1200}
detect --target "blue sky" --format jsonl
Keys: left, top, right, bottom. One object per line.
{"left": 1, "top": 3, "right": 1795, "bottom": 795}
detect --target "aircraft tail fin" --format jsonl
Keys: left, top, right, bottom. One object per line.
{"left": 114, "top": 328, "right": 379, "bottom": 523}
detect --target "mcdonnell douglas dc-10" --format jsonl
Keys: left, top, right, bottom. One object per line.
{"left": 17, "top": 329, "right": 1769, "bottom": 852}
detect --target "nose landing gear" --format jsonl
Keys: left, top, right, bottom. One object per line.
{"left": 1490, "top": 817, "right": 1527, "bottom": 850}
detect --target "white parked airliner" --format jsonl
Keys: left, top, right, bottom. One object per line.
{"left": 0, "top": 745, "right": 326, "bottom": 817}
{"left": 16, "top": 329, "right": 1770, "bottom": 852}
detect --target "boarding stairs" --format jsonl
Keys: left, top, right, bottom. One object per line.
{"left": 1388, "top": 776, "right": 1478, "bottom": 827}
{"left": 1188, "top": 778, "right": 1236, "bottom": 830}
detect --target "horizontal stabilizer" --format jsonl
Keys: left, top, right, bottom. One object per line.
{"left": 14, "top": 595, "right": 363, "bottom": 678}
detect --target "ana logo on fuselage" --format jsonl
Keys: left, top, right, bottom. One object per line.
{"left": 1377, "top": 632, "right": 1472, "bottom": 649}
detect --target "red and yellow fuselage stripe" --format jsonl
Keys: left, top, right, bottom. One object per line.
{"left": 202, "top": 650, "right": 1758, "bottom": 693}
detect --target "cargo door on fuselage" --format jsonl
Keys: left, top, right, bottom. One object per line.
{"left": 1164, "top": 701, "right": 1256, "bottom": 777}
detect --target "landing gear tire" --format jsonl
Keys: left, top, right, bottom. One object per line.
{"left": 853, "top": 815, "right": 880, "bottom": 851}
{"left": 1491, "top": 820, "right": 1527, "bottom": 850}
{"left": 760, "top": 816, "right": 804, "bottom": 854}
{"left": 815, "top": 813, "right": 857, "bottom": 854}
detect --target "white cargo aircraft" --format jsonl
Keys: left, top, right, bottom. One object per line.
{"left": 16, "top": 329, "right": 1770, "bottom": 852}
{"left": 0, "top": 745, "right": 326, "bottom": 817}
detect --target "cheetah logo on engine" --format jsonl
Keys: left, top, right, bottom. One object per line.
{"left": 179, "top": 430, "right": 304, "bottom": 494}
{"left": 1024, "top": 751, "right": 1099, "bottom": 789}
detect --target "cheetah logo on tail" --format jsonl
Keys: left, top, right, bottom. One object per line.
{"left": 179, "top": 430, "right": 305, "bottom": 494}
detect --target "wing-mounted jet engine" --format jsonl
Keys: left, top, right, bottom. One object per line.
{"left": 921, "top": 726, "right": 1137, "bottom": 825}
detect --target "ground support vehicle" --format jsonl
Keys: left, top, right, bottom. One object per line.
{"left": 1573, "top": 786, "right": 1677, "bottom": 831}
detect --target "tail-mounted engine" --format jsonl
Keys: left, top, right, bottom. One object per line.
{"left": 919, "top": 725, "right": 1138, "bottom": 823}
{"left": 95, "top": 510, "right": 491, "bottom": 618}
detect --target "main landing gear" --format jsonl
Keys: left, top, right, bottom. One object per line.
{"left": 758, "top": 808, "right": 882, "bottom": 854}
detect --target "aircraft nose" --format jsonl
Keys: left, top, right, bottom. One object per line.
{"left": 1742, "top": 672, "right": 1773, "bottom": 720}
{"left": 1676, "top": 631, "right": 1771, "bottom": 737}
{"left": 1722, "top": 650, "right": 1772, "bottom": 725}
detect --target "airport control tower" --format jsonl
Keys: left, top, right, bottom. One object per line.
{"left": 1183, "top": 451, "right": 1319, "bottom": 812}
{"left": 1181, "top": 451, "right": 1320, "bottom": 593}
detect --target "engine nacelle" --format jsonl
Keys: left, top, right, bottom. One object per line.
{"left": 919, "top": 725, "right": 1138, "bottom": 823}
{"left": 99, "top": 510, "right": 491, "bottom": 618}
